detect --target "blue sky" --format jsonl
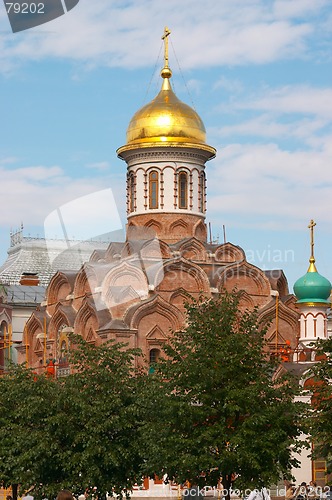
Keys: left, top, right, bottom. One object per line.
{"left": 0, "top": 0, "right": 331, "bottom": 289}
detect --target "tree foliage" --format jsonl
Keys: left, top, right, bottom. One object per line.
{"left": 0, "top": 293, "right": 309, "bottom": 498}
{"left": 139, "top": 292, "right": 305, "bottom": 496}
{"left": 307, "top": 337, "right": 332, "bottom": 473}
{"left": 0, "top": 363, "right": 59, "bottom": 495}
{"left": 0, "top": 337, "right": 142, "bottom": 499}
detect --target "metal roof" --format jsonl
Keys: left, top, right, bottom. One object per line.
{"left": 0, "top": 236, "right": 109, "bottom": 287}
{"left": 3, "top": 285, "right": 46, "bottom": 305}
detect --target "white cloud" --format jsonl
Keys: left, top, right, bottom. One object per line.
{"left": 0, "top": 156, "right": 19, "bottom": 165}
{"left": 205, "top": 80, "right": 332, "bottom": 234}
{"left": 209, "top": 83, "right": 332, "bottom": 153}
{"left": 86, "top": 161, "right": 110, "bottom": 171}
{"left": 237, "top": 86, "right": 332, "bottom": 119}
{"left": 0, "top": 162, "right": 125, "bottom": 228}
{"left": 207, "top": 141, "right": 332, "bottom": 229}
{"left": 213, "top": 76, "right": 244, "bottom": 93}
{"left": 273, "top": 0, "right": 330, "bottom": 19}
{"left": 212, "top": 114, "right": 329, "bottom": 143}
{"left": 0, "top": 0, "right": 327, "bottom": 73}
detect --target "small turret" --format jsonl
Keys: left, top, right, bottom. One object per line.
{"left": 293, "top": 220, "right": 331, "bottom": 349}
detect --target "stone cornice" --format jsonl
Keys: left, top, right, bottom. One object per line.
{"left": 118, "top": 147, "right": 215, "bottom": 166}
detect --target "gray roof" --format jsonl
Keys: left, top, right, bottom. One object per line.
{"left": 0, "top": 236, "right": 109, "bottom": 287}
{"left": 3, "top": 285, "right": 46, "bottom": 305}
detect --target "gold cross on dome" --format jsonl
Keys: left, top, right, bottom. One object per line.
{"left": 308, "top": 219, "right": 316, "bottom": 260}
{"left": 161, "top": 26, "right": 171, "bottom": 68}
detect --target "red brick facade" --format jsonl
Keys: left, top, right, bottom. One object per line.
{"left": 20, "top": 237, "right": 300, "bottom": 371}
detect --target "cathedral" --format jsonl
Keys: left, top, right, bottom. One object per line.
{"left": 19, "top": 31, "right": 302, "bottom": 369}
{"left": 3, "top": 28, "right": 332, "bottom": 488}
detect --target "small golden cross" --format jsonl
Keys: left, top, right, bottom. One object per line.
{"left": 161, "top": 26, "right": 171, "bottom": 68}
{"left": 308, "top": 219, "right": 316, "bottom": 259}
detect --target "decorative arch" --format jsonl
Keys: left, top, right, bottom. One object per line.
{"left": 89, "top": 248, "right": 107, "bottom": 264}
{"left": 214, "top": 243, "right": 245, "bottom": 263}
{"left": 17, "top": 313, "right": 50, "bottom": 369}
{"left": 0, "top": 309, "right": 11, "bottom": 327}
{"left": 170, "top": 287, "right": 194, "bottom": 315}
{"left": 73, "top": 265, "right": 97, "bottom": 311}
{"left": 258, "top": 299, "right": 299, "bottom": 354}
{"left": 217, "top": 261, "right": 271, "bottom": 301}
{"left": 126, "top": 222, "right": 136, "bottom": 239}
{"left": 127, "top": 294, "right": 184, "bottom": 359}
{"left": 144, "top": 219, "right": 162, "bottom": 237}
{"left": 155, "top": 258, "right": 211, "bottom": 295}
{"left": 101, "top": 260, "right": 149, "bottom": 311}
{"left": 26, "top": 313, "right": 44, "bottom": 338}
{"left": 140, "top": 238, "right": 172, "bottom": 260}
{"left": 145, "top": 219, "right": 162, "bottom": 230}
{"left": 259, "top": 299, "right": 299, "bottom": 333}
{"left": 48, "top": 305, "right": 72, "bottom": 341}
{"left": 121, "top": 241, "right": 138, "bottom": 259}
{"left": 237, "top": 290, "right": 255, "bottom": 311}
{"left": 284, "top": 295, "right": 297, "bottom": 310}
{"left": 74, "top": 300, "right": 98, "bottom": 343}
{"left": 170, "top": 219, "right": 188, "bottom": 232}
{"left": 193, "top": 219, "right": 207, "bottom": 241}
{"left": 276, "top": 273, "right": 289, "bottom": 296}
{"left": 264, "top": 270, "right": 289, "bottom": 296}
{"left": 46, "top": 271, "right": 75, "bottom": 314}
{"left": 127, "top": 295, "right": 183, "bottom": 332}
{"left": 178, "top": 238, "right": 206, "bottom": 261}
{"left": 104, "top": 242, "right": 125, "bottom": 262}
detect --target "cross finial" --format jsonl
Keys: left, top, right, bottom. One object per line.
{"left": 307, "top": 219, "right": 317, "bottom": 272}
{"left": 161, "top": 26, "right": 171, "bottom": 69}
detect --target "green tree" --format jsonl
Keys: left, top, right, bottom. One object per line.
{"left": 307, "top": 337, "right": 332, "bottom": 474}
{"left": 0, "top": 337, "right": 143, "bottom": 499}
{"left": 139, "top": 292, "right": 306, "bottom": 498}
{"left": 0, "top": 363, "right": 59, "bottom": 499}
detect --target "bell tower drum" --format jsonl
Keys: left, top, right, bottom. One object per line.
{"left": 117, "top": 28, "right": 216, "bottom": 244}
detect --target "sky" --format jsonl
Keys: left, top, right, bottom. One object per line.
{"left": 0, "top": 0, "right": 331, "bottom": 289}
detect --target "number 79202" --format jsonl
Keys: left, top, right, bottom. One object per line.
{"left": 6, "top": 3, "right": 45, "bottom": 14}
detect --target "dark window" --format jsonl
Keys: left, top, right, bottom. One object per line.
{"left": 129, "top": 174, "right": 135, "bottom": 212}
{"left": 178, "top": 171, "right": 188, "bottom": 209}
{"left": 149, "top": 348, "right": 160, "bottom": 364}
{"left": 199, "top": 172, "right": 205, "bottom": 212}
{"left": 149, "top": 171, "right": 159, "bottom": 209}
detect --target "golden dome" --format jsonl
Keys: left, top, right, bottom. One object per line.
{"left": 117, "top": 27, "right": 215, "bottom": 159}
{"left": 125, "top": 67, "right": 207, "bottom": 146}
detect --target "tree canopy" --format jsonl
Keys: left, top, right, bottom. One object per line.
{"left": 139, "top": 292, "right": 306, "bottom": 497}
{"left": 0, "top": 337, "right": 142, "bottom": 500}
{"left": 0, "top": 292, "right": 310, "bottom": 498}
{"left": 307, "top": 337, "right": 332, "bottom": 474}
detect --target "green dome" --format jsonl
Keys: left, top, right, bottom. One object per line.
{"left": 294, "top": 265, "right": 331, "bottom": 304}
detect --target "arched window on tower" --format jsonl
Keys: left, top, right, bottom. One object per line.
{"left": 178, "top": 171, "right": 188, "bottom": 209}
{"left": 149, "top": 170, "right": 159, "bottom": 209}
{"left": 199, "top": 172, "right": 205, "bottom": 212}
{"left": 129, "top": 173, "right": 135, "bottom": 212}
